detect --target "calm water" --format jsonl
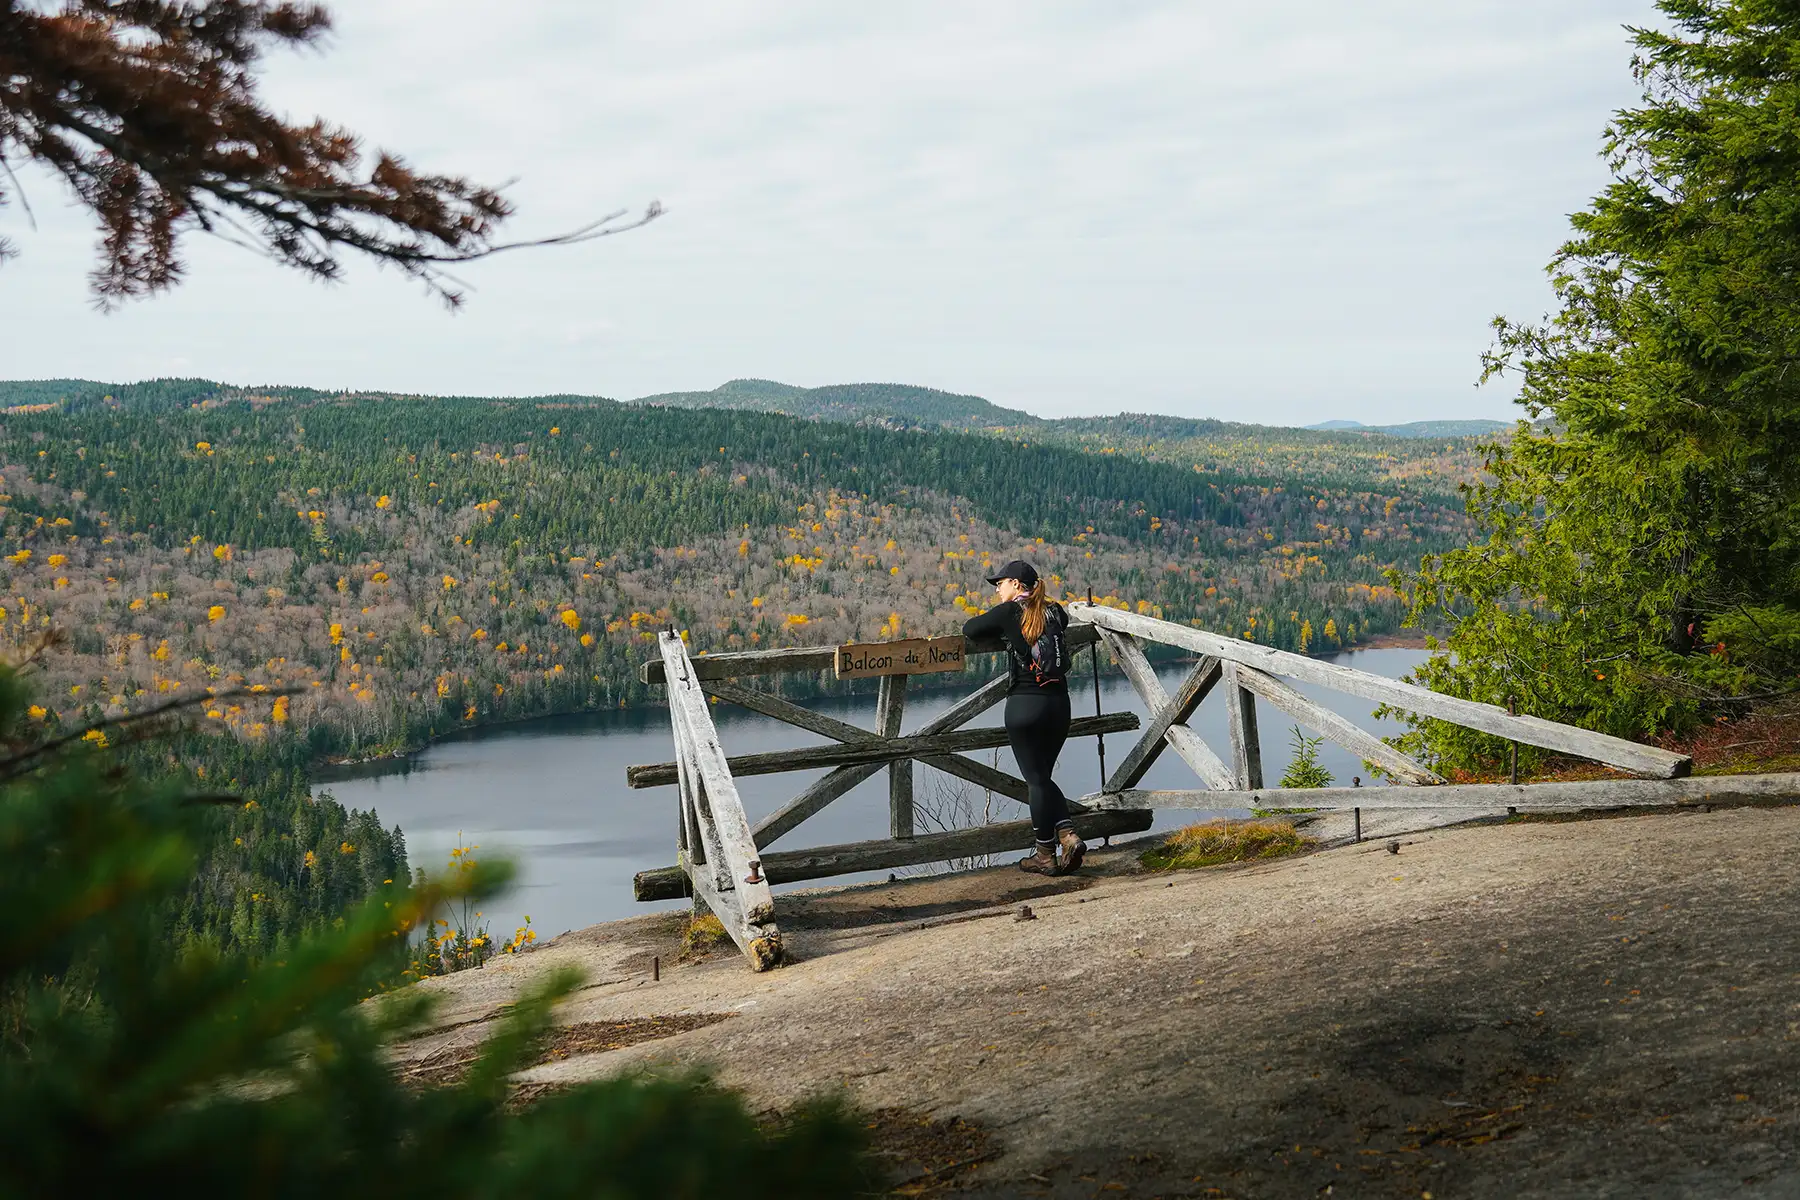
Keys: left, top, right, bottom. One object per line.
{"left": 320, "top": 647, "right": 1430, "bottom": 938}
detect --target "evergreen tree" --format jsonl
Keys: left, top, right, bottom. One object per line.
{"left": 1278, "top": 726, "right": 1333, "bottom": 789}
{"left": 1394, "top": 0, "right": 1800, "bottom": 771}
{"left": 0, "top": 666, "right": 869, "bottom": 1197}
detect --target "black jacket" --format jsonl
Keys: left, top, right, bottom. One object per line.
{"left": 961, "top": 600, "right": 1068, "bottom": 694}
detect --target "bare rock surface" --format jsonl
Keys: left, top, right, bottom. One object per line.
{"left": 393, "top": 807, "right": 1800, "bottom": 1197}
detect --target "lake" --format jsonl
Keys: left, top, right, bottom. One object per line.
{"left": 319, "top": 647, "right": 1430, "bottom": 939}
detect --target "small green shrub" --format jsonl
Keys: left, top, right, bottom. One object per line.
{"left": 1278, "top": 726, "right": 1334, "bottom": 789}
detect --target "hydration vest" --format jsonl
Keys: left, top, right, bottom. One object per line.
{"left": 1016, "top": 605, "right": 1071, "bottom": 686}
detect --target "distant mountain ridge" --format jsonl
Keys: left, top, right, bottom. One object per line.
{"left": 635, "top": 380, "right": 1508, "bottom": 440}
{"left": 1, "top": 376, "right": 1507, "bottom": 442}
{"left": 635, "top": 379, "right": 1033, "bottom": 429}
{"left": 1308, "top": 418, "right": 1511, "bottom": 438}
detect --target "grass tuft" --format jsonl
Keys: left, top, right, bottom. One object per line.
{"left": 1140, "top": 819, "right": 1308, "bottom": 871}
{"left": 681, "top": 913, "right": 730, "bottom": 957}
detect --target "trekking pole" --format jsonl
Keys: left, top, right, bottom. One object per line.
{"left": 1089, "top": 587, "right": 1106, "bottom": 790}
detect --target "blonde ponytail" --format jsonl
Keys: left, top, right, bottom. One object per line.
{"left": 1018, "top": 579, "right": 1048, "bottom": 643}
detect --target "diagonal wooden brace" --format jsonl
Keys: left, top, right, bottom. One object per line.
{"left": 1230, "top": 664, "right": 1443, "bottom": 785}
{"left": 1095, "top": 627, "right": 1232, "bottom": 791}
{"left": 750, "top": 673, "right": 1015, "bottom": 849}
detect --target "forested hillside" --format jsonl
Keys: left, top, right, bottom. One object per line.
{"left": 0, "top": 378, "right": 1474, "bottom": 767}
{"left": 126, "top": 732, "right": 410, "bottom": 960}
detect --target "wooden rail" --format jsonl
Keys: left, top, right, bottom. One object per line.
{"left": 633, "top": 809, "right": 1154, "bottom": 901}
{"left": 626, "top": 712, "right": 1140, "bottom": 788}
{"left": 1079, "top": 773, "right": 1800, "bottom": 813}
{"left": 1067, "top": 603, "right": 1692, "bottom": 779}
{"left": 638, "top": 626, "right": 1099, "bottom": 685}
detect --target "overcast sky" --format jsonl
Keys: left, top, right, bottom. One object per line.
{"left": 1, "top": 1, "right": 1658, "bottom": 424}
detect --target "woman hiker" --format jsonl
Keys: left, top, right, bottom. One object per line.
{"left": 961, "top": 560, "right": 1086, "bottom": 876}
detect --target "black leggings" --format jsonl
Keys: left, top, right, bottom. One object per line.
{"left": 1004, "top": 688, "right": 1073, "bottom": 843}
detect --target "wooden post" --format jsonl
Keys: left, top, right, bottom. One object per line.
{"left": 670, "top": 689, "right": 703, "bottom": 912}
{"left": 669, "top": 681, "right": 706, "bottom": 870}
{"left": 1088, "top": 588, "right": 1107, "bottom": 790}
{"left": 1223, "top": 661, "right": 1264, "bottom": 790}
{"left": 657, "top": 632, "right": 782, "bottom": 970}
{"left": 878, "top": 674, "right": 913, "bottom": 838}
{"left": 1508, "top": 697, "right": 1519, "bottom": 788}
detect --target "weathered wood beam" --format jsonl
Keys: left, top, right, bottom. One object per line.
{"left": 1231, "top": 664, "right": 1443, "bottom": 786}
{"left": 915, "top": 671, "right": 1012, "bottom": 732}
{"left": 1222, "top": 661, "right": 1264, "bottom": 790}
{"left": 878, "top": 674, "right": 914, "bottom": 838}
{"left": 680, "top": 848, "right": 746, "bottom": 950}
{"left": 701, "top": 676, "right": 1025, "bottom": 804}
{"left": 672, "top": 700, "right": 705, "bottom": 868}
{"left": 658, "top": 634, "right": 781, "bottom": 969}
{"left": 753, "top": 763, "right": 882, "bottom": 849}
{"left": 1095, "top": 628, "right": 1229, "bottom": 790}
{"left": 750, "top": 673, "right": 1012, "bottom": 848}
{"left": 635, "top": 808, "right": 1156, "bottom": 901}
{"left": 1068, "top": 603, "right": 1693, "bottom": 780}
{"left": 700, "top": 679, "right": 875, "bottom": 744}
{"left": 628, "top": 712, "right": 1141, "bottom": 788}
{"left": 1076, "top": 772, "right": 1800, "bottom": 813}
{"left": 644, "top": 644, "right": 834, "bottom": 685}
{"left": 919, "top": 752, "right": 1030, "bottom": 803}
{"left": 640, "top": 626, "right": 1099, "bottom": 684}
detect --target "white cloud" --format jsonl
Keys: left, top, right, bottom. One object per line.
{"left": 0, "top": 0, "right": 1658, "bottom": 423}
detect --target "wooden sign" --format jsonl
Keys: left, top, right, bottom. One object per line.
{"left": 834, "top": 635, "right": 966, "bottom": 679}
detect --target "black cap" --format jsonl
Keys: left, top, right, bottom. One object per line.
{"left": 985, "top": 559, "right": 1039, "bottom": 588}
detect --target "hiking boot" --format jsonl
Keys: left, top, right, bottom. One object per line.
{"left": 1018, "top": 843, "right": 1059, "bottom": 875}
{"left": 1056, "top": 826, "right": 1087, "bottom": 874}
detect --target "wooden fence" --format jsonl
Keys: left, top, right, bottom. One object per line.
{"left": 628, "top": 626, "right": 1150, "bottom": 969}
{"left": 630, "top": 605, "right": 1798, "bottom": 970}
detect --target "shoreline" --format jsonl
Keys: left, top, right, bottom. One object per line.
{"left": 1353, "top": 630, "right": 1432, "bottom": 649}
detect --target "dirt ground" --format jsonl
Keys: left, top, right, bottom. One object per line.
{"left": 394, "top": 806, "right": 1800, "bottom": 1198}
